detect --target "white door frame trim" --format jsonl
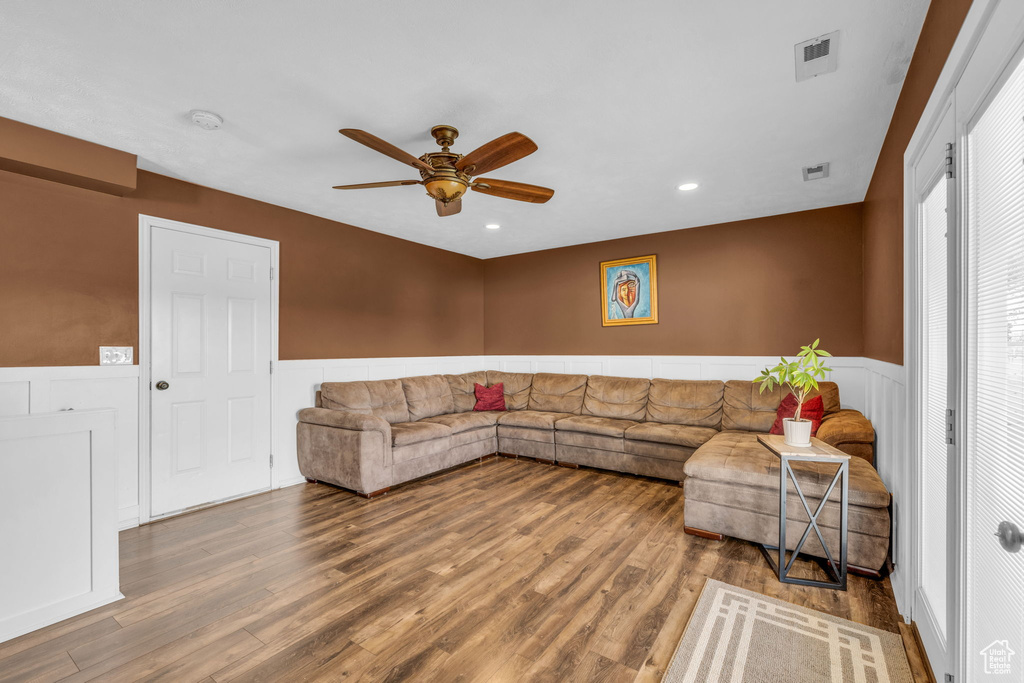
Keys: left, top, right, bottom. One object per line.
{"left": 138, "top": 214, "right": 280, "bottom": 525}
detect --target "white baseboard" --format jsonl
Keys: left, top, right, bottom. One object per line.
{"left": 275, "top": 474, "right": 308, "bottom": 489}
{"left": 118, "top": 505, "right": 140, "bottom": 530}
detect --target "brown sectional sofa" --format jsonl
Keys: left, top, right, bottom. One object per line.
{"left": 296, "top": 370, "right": 888, "bottom": 571}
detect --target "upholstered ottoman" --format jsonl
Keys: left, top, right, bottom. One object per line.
{"left": 682, "top": 431, "right": 892, "bottom": 574}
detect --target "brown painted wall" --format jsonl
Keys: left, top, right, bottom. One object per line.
{"left": 862, "top": 0, "right": 974, "bottom": 364}
{"left": 0, "top": 169, "right": 484, "bottom": 366}
{"left": 483, "top": 204, "right": 865, "bottom": 357}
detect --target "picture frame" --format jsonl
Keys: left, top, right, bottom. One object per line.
{"left": 600, "top": 254, "right": 658, "bottom": 326}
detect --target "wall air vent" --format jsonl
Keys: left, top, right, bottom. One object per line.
{"left": 795, "top": 31, "right": 839, "bottom": 82}
{"left": 803, "top": 163, "right": 830, "bottom": 181}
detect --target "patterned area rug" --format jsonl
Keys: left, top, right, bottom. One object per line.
{"left": 663, "top": 579, "right": 914, "bottom": 682}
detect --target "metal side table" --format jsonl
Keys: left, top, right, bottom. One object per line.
{"left": 757, "top": 434, "right": 850, "bottom": 590}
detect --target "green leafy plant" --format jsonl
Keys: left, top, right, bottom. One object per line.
{"left": 754, "top": 339, "right": 833, "bottom": 421}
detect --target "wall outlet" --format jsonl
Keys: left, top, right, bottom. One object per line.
{"left": 100, "top": 346, "right": 133, "bottom": 365}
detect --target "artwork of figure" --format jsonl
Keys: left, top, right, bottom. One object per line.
{"left": 600, "top": 255, "right": 658, "bottom": 326}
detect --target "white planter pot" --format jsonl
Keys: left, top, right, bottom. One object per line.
{"left": 782, "top": 418, "right": 813, "bottom": 448}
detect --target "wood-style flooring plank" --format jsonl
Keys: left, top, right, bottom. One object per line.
{"left": 0, "top": 457, "right": 911, "bottom": 683}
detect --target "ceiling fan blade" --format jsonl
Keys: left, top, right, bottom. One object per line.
{"left": 339, "top": 129, "right": 434, "bottom": 173}
{"left": 472, "top": 178, "right": 554, "bottom": 204}
{"left": 332, "top": 180, "right": 421, "bottom": 190}
{"left": 455, "top": 132, "right": 538, "bottom": 176}
{"left": 436, "top": 198, "right": 462, "bottom": 217}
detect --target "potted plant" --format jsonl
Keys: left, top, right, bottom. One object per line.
{"left": 754, "top": 339, "right": 832, "bottom": 447}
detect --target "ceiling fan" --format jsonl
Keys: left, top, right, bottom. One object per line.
{"left": 333, "top": 125, "right": 554, "bottom": 217}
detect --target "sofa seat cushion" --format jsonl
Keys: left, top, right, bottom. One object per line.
{"left": 498, "top": 410, "right": 574, "bottom": 430}
{"left": 555, "top": 415, "right": 639, "bottom": 438}
{"left": 624, "top": 422, "right": 718, "bottom": 449}
{"left": 420, "top": 411, "right": 499, "bottom": 433}
{"left": 683, "top": 432, "right": 890, "bottom": 509}
{"left": 623, "top": 439, "right": 696, "bottom": 463}
{"left": 390, "top": 421, "right": 452, "bottom": 447}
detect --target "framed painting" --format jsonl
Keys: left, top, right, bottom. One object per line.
{"left": 600, "top": 254, "right": 658, "bottom": 326}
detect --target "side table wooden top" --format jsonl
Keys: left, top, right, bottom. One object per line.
{"left": 757, "top": 434, "right": 851, "bottom": 459}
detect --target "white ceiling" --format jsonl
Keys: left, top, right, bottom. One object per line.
{"left": 0, "top": 1, "right": 929, "bottom": 258}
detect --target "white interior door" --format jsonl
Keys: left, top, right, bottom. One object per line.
{"left": 149, "top": 224, "right": 273, "bottom": 518}
{"left": 962, "top": 43, "right": 1024, "bottom": 681}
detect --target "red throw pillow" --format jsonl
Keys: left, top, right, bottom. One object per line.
{"left": 769, "top": 394, "right": 824, "bottom": 436}
{"left": 473, "top": 382, "right": 506, "bottom": 411}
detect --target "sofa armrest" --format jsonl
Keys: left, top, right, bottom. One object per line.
{"left": 817, "top": 409, "right": 875, "bottom": 463}
{"left": 298, "top": 408, "right": 391, "bottom": 439}
{"left": 296, "top": 408, "right": 393, "bottom": 493}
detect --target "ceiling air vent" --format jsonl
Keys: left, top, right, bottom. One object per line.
{"left": 803, "top": 163, "right": 830, "bottom": 181}
{"left": 795, "top": 31, "right": 839, "bottom": 82}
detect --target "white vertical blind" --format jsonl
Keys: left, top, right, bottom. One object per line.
{"left": 920, "top": 177, "right": 948, "bottom": 639}
{"left": 965, "top": 51, "right": 1024, "bottom": 666}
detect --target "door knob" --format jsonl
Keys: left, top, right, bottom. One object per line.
{"left": 155, "top": 381, "right": 170, "bottom": 391}
{"left": 995, "top": 521, "right": 1022, "bottom": 553}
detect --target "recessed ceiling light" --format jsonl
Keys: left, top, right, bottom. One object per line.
{"left": 677, "top": 182, "right": 699, "bottom": 191}
{"left": 485, "top": 224, "right": 501, "bottom": 230}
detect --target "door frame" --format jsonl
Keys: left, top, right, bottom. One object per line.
{"left": 906, "top": 98, "right": 959, "bottom": 677}
{"left": 138, "top": 214, "right": 280, "bottom": 525}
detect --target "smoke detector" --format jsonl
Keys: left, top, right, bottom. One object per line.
{"left": 803, "top": 163, "right": 830, "bottom": 181}
{"left": 190, "top": 110, "right": 224, "bottom": 130}
{"left": 795, "top": 31, "right": 839, "bottom": 82}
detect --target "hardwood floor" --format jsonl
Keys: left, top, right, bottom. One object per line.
{"left": 1, "top": 457, "right": 914, "bottom": 682}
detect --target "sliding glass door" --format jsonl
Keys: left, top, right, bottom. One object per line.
{"left": 911, "top": 4, "right": 1024, "bottom": 679}
{"left": 962, "top": 44, "right": 1024, "bottom": 678}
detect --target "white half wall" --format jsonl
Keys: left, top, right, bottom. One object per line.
{"left": 0, "top": 365, "right": 140, "bottom": 529}
{"left": 0, "top": 409, "right": 121, "bottom": 644}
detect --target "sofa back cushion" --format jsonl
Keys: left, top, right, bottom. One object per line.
{"left": 445, "top": 371, "right": 488, "bottom": 413}
{"left": 722, "top": 380, "right": 785, "bottom": 432}
{"left": 646, "top": 379, "right": 724, "bottom": 428}
{"left": 486, "top": 371, "right": 533, "bottom": 410}
{"left": 583, "top": 375, "right": 650, "bottom": 420}
{"left": 401, "top": 375, "right": 455, "bottom": 422}
{"left": 321, "top": 379, "right": 410, "bottom": 424}
{"left": 528, "top": 373, "right": 588, "bottom": 414}
{"left": 816, "top": 381, "right": 841, "bottom": 416}
{"left": 722, "top": 380, "right": 842, "bottom": 432}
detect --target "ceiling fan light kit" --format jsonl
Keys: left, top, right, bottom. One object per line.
{"left": 333, "top": 124, "right": 554, "bottom": 217}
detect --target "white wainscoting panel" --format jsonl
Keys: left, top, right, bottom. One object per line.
{"left": 3, "top": 352, "right": 908, "bottom": 620}
{"left": 0, "top": 366, "right": 140, "bottom": 529}
{"left": 858, "top": 358, "right": 909, "bottom": 616}
{"left": 486, "top": 355, "right": 869, "bottom": 409}
{"left": 0, "top": 409, "right": 121, "bottom": 644}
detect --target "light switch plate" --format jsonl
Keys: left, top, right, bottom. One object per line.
{"left": 100, "top": 346, "right": 133, "bottom": 365}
